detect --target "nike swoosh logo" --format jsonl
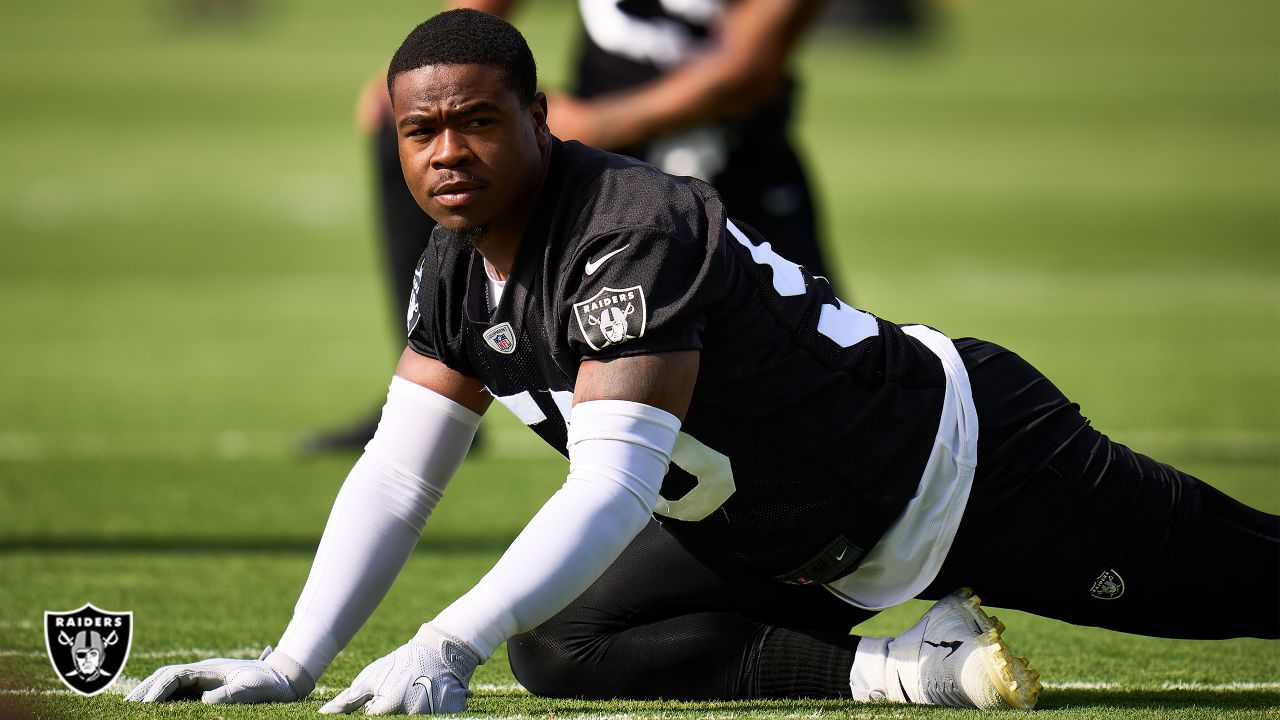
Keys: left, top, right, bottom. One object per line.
{"left": 897, "top": 672, "right": 913, "bottom": 704}
{"left": 584, "top": 246, "right": 628, "bottom": 275}
{"left": 412, "top": 676, "right": 434, "bottom": 714}
{"left": 925, "top": 639, "right": 964, "bottom": 660}
{"left": 835, "top": 547, "right": 847, "bottom": 561}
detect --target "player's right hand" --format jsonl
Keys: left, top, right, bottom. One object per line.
{"left": 124, "top": 646, "right": 313, "bottom": 704}
{"left": 319, "top": 624, "right": 479, "bottom": 715}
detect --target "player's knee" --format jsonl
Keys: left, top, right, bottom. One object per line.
{"left": 507, "top": 627, "right": 584, "bottom": 698}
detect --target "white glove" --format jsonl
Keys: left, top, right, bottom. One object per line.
{"left": 320, "top": 625, "right": 479, "bottom": 715}
{"left": 124, "top": 646, "right": 314, "bottom": 704}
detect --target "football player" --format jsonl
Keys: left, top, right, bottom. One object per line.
{"left": 129, "top": 10, "right": 1279, "bottom": 714}
{"left": 307, "top": 0, "right": 835, "bottom": 452}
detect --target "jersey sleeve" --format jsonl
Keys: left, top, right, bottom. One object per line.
{"left": 564, "top": 226, "right": 723, "bottom": 360}
{"left": 406, "top": 252, "right": 432, "bottom": 356}
{"left": 406, "top": 245, "right": 479, "bottom": 378}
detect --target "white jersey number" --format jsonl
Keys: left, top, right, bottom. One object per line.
{"left": 661, "top": 433, "right": 735, "bottom": 521}
{"left": 492, "top": 390, "right": 736, "bottom": 521}
{"left": 579, "top": 0, "right": 723, "bottom": 69}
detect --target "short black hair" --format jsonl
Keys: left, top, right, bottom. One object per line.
{"left": 387, "top": 9, "right": 537, "bottom": 105}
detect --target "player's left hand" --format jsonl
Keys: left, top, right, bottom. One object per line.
{"left": 319, "top": 625, "right": 480, "bottom": 715}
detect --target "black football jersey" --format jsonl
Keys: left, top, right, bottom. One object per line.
{"left": 408, "top": 139, "right": 944, "bottom": 580}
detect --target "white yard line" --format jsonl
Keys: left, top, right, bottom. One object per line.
{"left": 0, "top": 431, "right": 297, "bottom": 461}
{"left": 1042, "top": 681, "right": 1280, "bottom": 691}
{"left": 1160, "top": 681, "right": 1280, "bottom": 690}
{"left": 0, "top": 646, "right": 259, "bottom": 659}
{"left": 473, "top": 683, "right": 526, "bottom": 692}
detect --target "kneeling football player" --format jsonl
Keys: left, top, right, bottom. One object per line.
{"left": 129, "top": 10, "right": 1279, "bottom": 714}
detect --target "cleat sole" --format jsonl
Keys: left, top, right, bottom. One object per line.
{"left": 954, "top": 590, "right": 1042, "bottom": 711}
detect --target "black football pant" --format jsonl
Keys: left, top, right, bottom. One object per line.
{"left": 924, "top": 338, "right": 1280, "bottom": 639}
{"left": 508, "top": 339, "right": 1279, "bottom": 700}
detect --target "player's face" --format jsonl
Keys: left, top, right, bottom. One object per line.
{"left": 392, "top": 64, "right": 549, "bottom": 239}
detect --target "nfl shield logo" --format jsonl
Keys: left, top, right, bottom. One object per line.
{"left": 483, "top": 322, "right": 517, "bottom": 354}
{"left": 44, "top": 603, "right": 133, "bottom": 696}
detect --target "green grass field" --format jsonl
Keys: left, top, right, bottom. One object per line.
{"left": 1, "top": 0, "right": 1277, "bottom": 718}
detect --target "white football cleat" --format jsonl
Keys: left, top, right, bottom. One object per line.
{"left": 852, "top": 588, "right": 1041, "bottom": 710}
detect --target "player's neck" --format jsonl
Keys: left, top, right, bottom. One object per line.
{"left": 474, "top": 144, "right": 553, "bottom": 281}
{"left": 474, "top": 234, "right": 519, "bottom": 281}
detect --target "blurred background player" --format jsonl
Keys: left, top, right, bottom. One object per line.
{"left": 304, "top": 0, "right": 927, "bottom": 453}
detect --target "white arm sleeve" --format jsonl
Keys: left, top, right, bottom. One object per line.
{"left": 432, "top": 399, "right": 680, "bottom": 659}
{"left": 274, "top": 375, "right": 481, "bottom": 684}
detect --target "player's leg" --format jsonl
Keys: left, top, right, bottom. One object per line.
{"left": 302, "top": 121, "right": 436, "bottom": 453}
{"left": 509, "top": 522, "right": 1038, "bottom": 708}
{"left": 711, "top": 127, "right": 833, "bottom": 285}
{"left": 508, "top": 521, "right": 872, "bottom": 700}
{"left": 373, "top": 119, "right": 435, "bottom": 324}
{"left": 925, "top": 339, "right": 1280, "bottom": 639}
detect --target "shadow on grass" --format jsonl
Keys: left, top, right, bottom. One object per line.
{"left": 0, "top": 534, "right": 513, "bottom": 555}
{"left": 472, "top": 688, "right": 1280, "bottom": 716}
{"left": 471, "top": 694, "right": 859, "bottom": 715}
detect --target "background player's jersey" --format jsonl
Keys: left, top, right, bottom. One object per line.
{"left": 576, "top": 0, "right": 726, "bottom": 91}
{"left": 409, "top": 139, "right": 943, "bottom": 581}
{"left": 573, "top": 0, "right": 794, "bottom": 182}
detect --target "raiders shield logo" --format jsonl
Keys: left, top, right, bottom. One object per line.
{"left": 1089, "top": 569, "right": 1125, "bottom": 600}
{"left": 44, "top": 603, "right": 133, "bottom": 696}
{"left": 483, "top": 322, "right": 517, "bottom": 354}
{"left": 572, "top": 286, "right": 647, "bottom": 352}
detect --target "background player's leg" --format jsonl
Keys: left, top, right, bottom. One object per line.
{"left": 712, "top": 135, "right": 832, "bottom": 285}
{"left": 374, "top": 119, "right": 435, "bottom": 324}
{"left": 508, "top": 522, "right": 873, "bottom": 700}
{"left": 926, "top": 339, "right": 1280, "bottom": 639}
{"left": 302, "top": 121, "right": 435, "bottom": 453}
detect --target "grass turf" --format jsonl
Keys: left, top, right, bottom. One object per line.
{"left": 0, "top": 0, "right": 1276, "bottom": 717}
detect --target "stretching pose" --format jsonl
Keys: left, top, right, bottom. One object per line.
{"left": 130, "top": 11, "right": 1278, "bottom": 714}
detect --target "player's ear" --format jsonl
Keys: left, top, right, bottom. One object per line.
{"left": 529, "top": 91, "right": 549, "bottom": 140}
